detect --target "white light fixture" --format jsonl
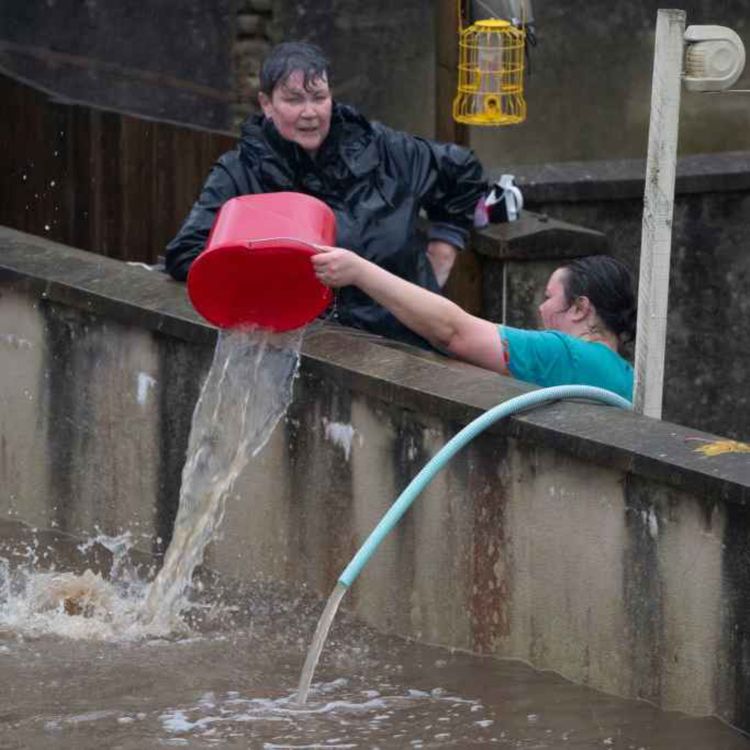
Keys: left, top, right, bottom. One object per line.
{"left": 683, "top": 25, "right": 746, "bottom": 92}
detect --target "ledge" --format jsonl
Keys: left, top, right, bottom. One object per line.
{"left": 471, "top": 211, "right": 608, "bottom": 260}
{"left": 0, "top": 226, "right": 215, "bottom": 346}
{"left": 491, "top": 151, "right": 750, "bottom": 203}
{"left": 1, "top": 224, "right": 749, "bottom": 506}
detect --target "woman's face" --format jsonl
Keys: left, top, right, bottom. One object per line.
{"left": 259, "top": 70, "right": 332, "bottom": 157}
{"left": 538, "top": 267, "right": 576, "bottom": 332}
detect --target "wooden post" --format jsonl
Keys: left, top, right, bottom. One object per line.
{"left": 633, "top": 9, "right": 686, "bottom": 418}
{"left": 435, "top": 0, "right": 481, "bottom": 312}
{"left": 435, "top": 0, "right": 468, "bottom": 145}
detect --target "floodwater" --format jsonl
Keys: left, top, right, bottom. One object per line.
{"left": 2, "top": 520, "right": 749, "bottom": 750}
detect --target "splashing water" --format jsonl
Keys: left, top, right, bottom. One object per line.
{"left": 0, "top": 526, "right": 151, "bottom": 640}
{"left": 0, "top": 327, "right": 303, "bottom": 641}
{"left": 140, "top": 327, "right": 303, "bottom": 633}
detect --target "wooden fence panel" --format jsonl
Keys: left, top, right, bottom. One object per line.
{"left": 0, "top": 68, "right": 235, "bottom": 264}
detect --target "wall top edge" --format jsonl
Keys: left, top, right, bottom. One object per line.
{"left": 1, "top": 225, "right": 748, "bottom": 505}
{"left": 489, "top": 152, "right": 750, "bottom": 203}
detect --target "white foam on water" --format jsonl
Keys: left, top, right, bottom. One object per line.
{"left": 66, "top": 709, "right": 121, "bottom": 724}
{"left": 0, "top": 530, "right": 151, "bottom": 641}
{"left": 264, "top": 745, "right": 358, "bottom": 749}
{"left": 156, "top": 680, "right": 490, "bottom": 742}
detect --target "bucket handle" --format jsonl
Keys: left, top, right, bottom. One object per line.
{"left": 245, "top": 237, "right": 318, "bottom": 256}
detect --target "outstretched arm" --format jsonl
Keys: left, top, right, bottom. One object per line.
{"left": 312, "top": 246, "right": 507, "bottom": 375}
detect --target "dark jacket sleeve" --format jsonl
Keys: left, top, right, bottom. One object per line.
{"left": 164, "top": 152, "right": 245, "bottom": 281}
{"left": 378, "top": 127, "right": 486, "bottom": 250}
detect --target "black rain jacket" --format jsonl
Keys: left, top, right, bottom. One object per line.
{"left": 165, "top": 102, "right": 486, "bottom": 345}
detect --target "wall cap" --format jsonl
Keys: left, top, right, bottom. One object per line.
{"left": 490, "top": 152, "right": 750, "bottom": 203}
{"left": 2, "top": 224, "right": 748, "bottom": 506}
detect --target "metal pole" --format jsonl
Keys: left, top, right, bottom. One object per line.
{"left": 633, "top": 9, "right": 686, "bottom": 418}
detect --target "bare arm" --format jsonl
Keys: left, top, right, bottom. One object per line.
{"left": 312, "top": 246, "right": 507, "bottom": 374}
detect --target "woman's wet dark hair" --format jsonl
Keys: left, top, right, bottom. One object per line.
{"left": 259, "top": 41, "right": 330, "bottom": 96}
{"left": 560, "top": 255, "right": 637, "bottom": 344}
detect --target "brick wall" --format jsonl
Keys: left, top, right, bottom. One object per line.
{"left": 231, "top": 0, "right": 275, "bottom": 130}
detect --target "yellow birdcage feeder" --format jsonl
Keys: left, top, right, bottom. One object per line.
{"left": 453, "top": 16, "right": 527, "bottom": 126}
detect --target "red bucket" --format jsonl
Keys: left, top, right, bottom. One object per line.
{"left": 187, "top": 192, "right": 336, "bottom": 331}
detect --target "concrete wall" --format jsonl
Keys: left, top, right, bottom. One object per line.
{"left": 0, "top": 0, "right": 235, "bottom": 129}
{"left": 3, "top": 1, "right": 748, "bottom": 158}
{"left": 272, "top": 0, "right": 436, "bottom": 137}
{"left": 469, "top": 1, "right": 750, "bottom": 165}
{"left": 1, "top": 292, "right": 164, "bottom": 539}
{"left": 2, "top": 226, "right": 749, "bottom": 729}
{"left": 488, "top": 153, "right": 750, "bottom": 441}
{"left": 1, "top": 0, "right": 435, "bottom": 137}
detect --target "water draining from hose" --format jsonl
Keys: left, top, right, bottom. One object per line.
{"left": 295, "top": 385, "right": 632, "bottom": 704}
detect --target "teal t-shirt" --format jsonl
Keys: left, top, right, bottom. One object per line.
{"left": 499, "top": 326, "right": 634, "bottom": 401}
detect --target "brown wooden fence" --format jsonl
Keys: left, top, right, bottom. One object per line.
{"left": 0, "top": 68, "right": 235, "bottom": 264}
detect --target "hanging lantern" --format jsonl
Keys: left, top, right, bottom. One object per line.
{"left": 452, "top": 3, "right": 527, "bottom": 126}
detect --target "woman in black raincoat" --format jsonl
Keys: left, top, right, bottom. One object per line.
{"left": 165, "top": 41, "right": 486, "bottom": 346}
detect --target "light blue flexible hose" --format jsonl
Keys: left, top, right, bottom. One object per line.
{"left": 338, "top": 385, "right": 631, "bottom": 588}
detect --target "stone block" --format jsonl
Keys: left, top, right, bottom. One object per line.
{"left": 236, "top": 73, "right": 260, "bottom": 104}
{"left": 236, "top": 13, "right": 264, "bottom": 37}
{"left": 237, "top": 0, "right": 272, "bottom": 13}
{"left": 232, "top": 38, "right": 272, "bottom": 77}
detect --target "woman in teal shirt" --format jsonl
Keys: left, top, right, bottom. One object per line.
{"left": 312, "top": 249, "right": 636, "bottom": 401}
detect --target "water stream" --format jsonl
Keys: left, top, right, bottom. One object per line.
{"left": 139, "top": 327, "right": 303, "bottom": 633}
{"left": 296, "top": 581, "right": 348, "bottom": 704}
